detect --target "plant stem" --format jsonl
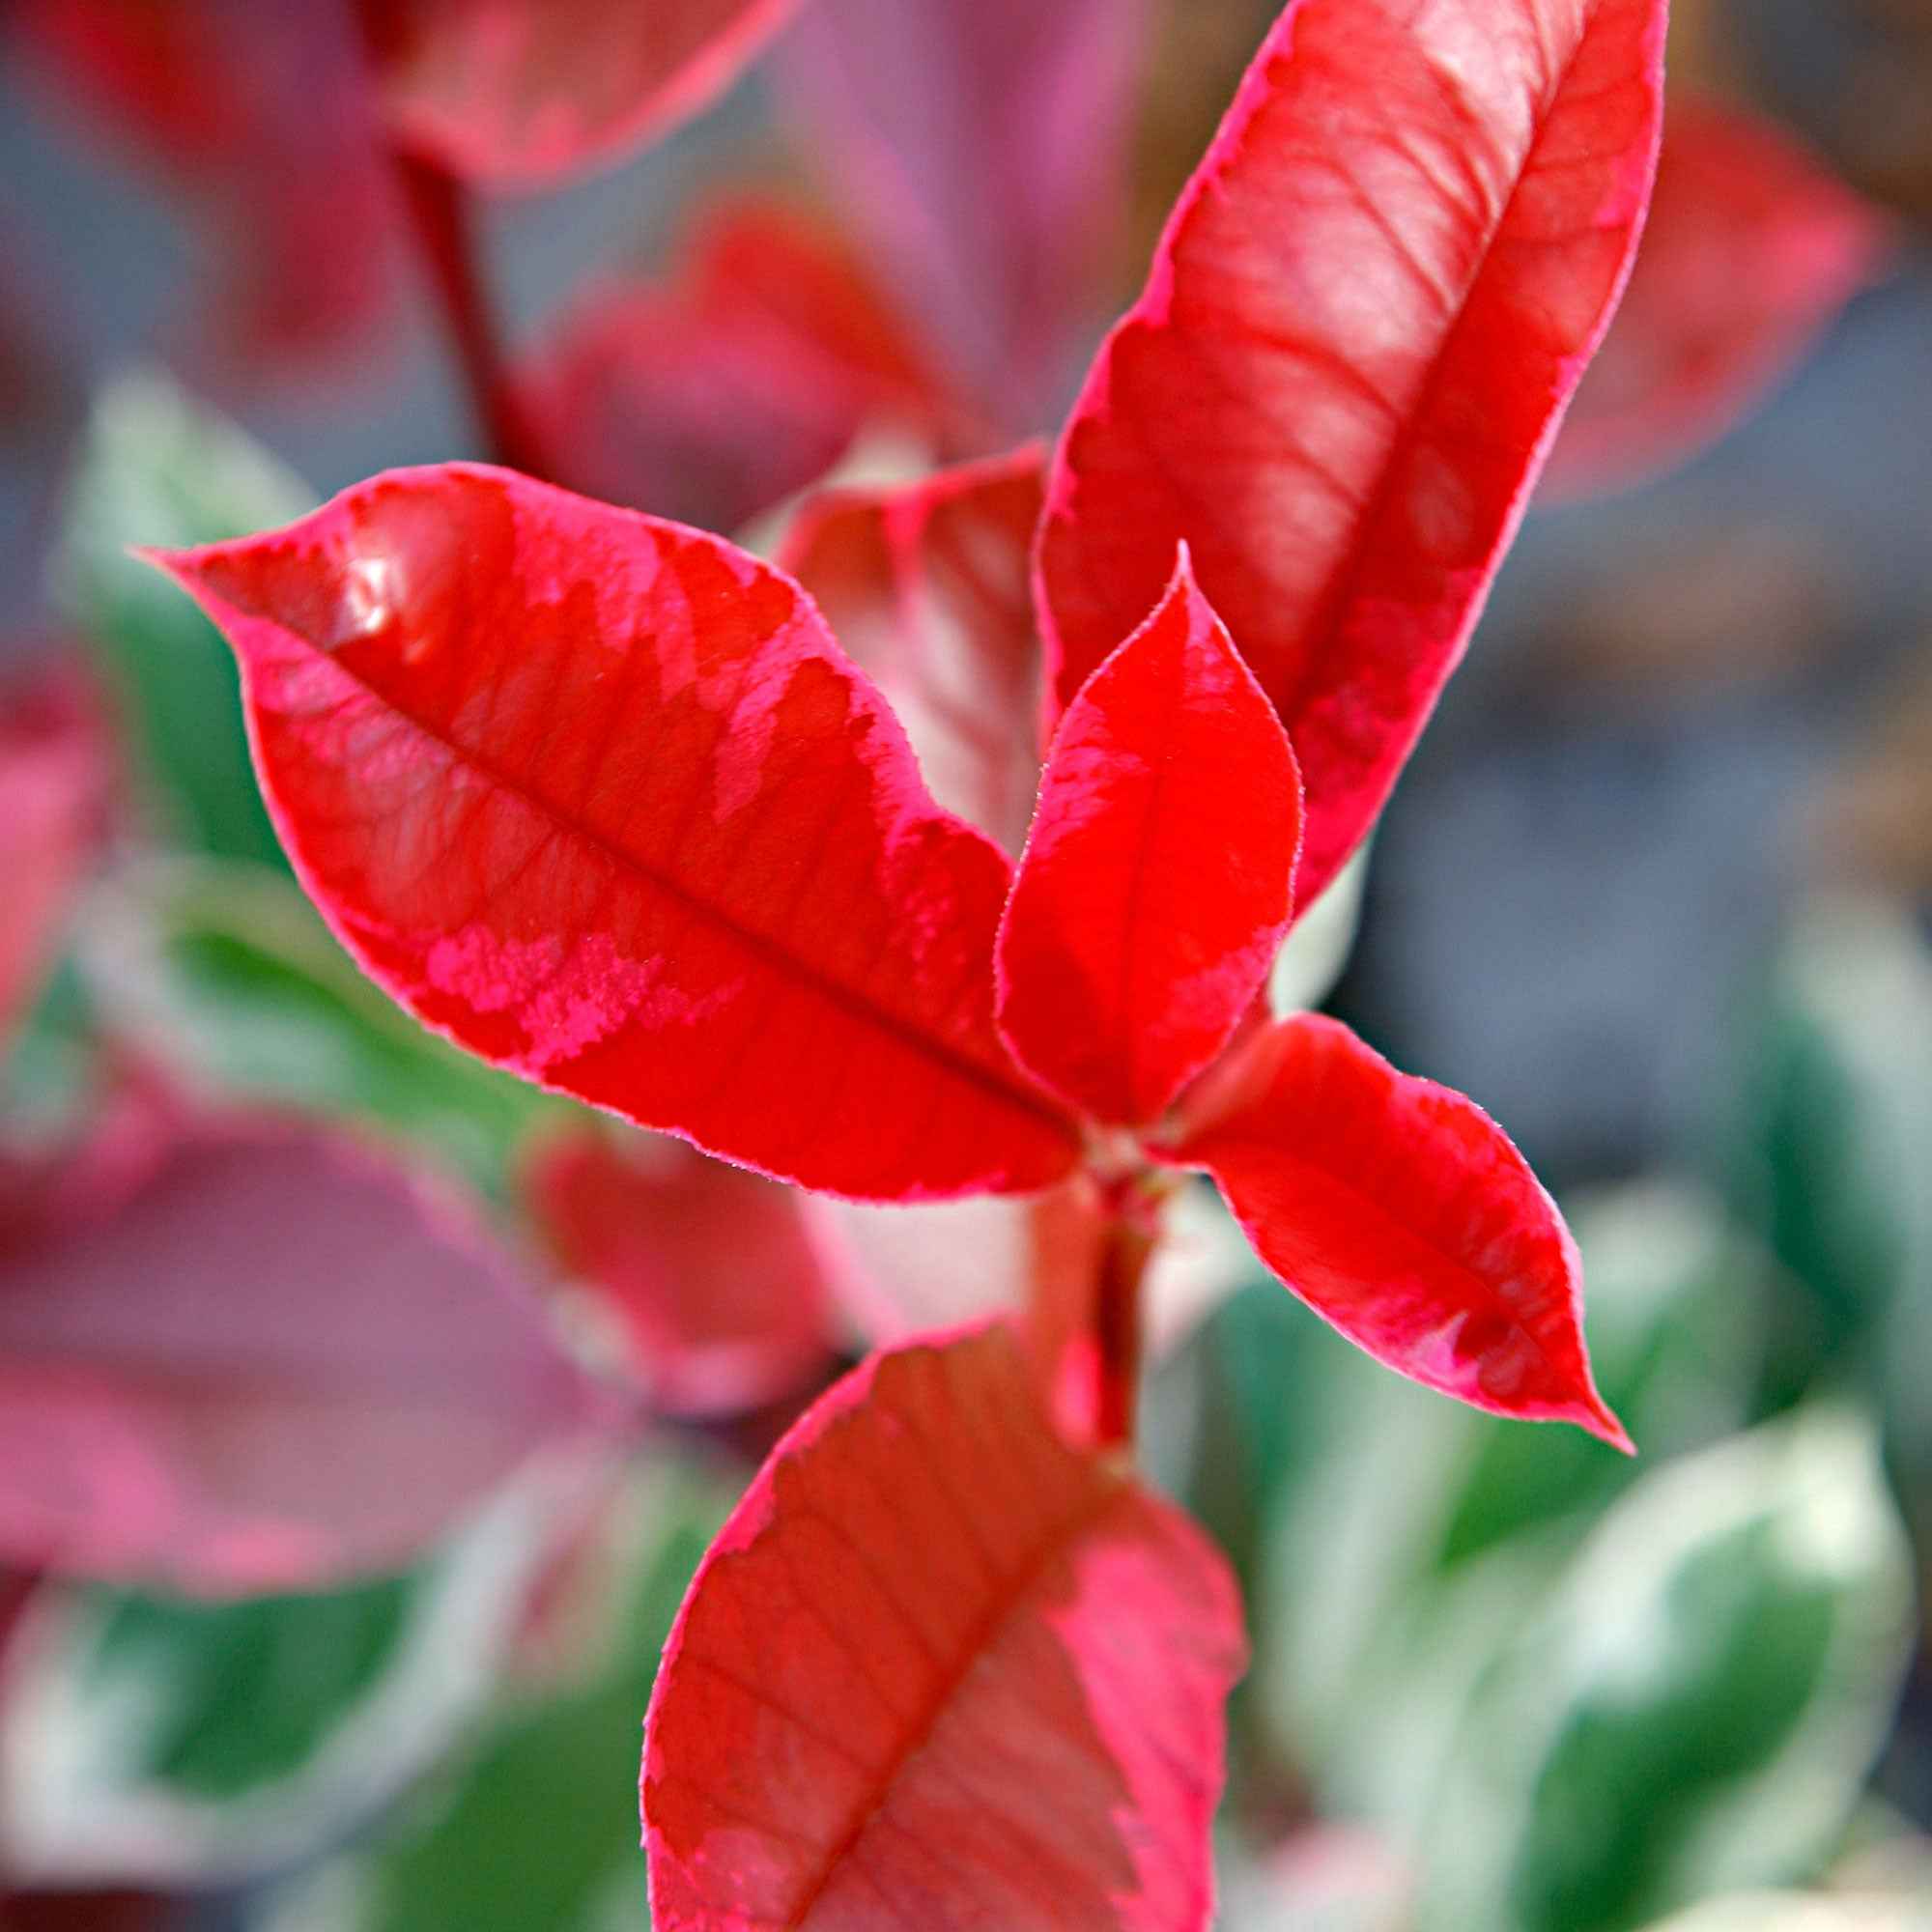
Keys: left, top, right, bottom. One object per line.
{"left": 391, "top": 150, "right": 550, "bottom": 476}
{"left": 1092, "top": 1191, "right": 1159, "bottom": 1450}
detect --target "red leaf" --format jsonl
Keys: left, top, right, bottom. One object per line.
{"left": 642, "top": 1322, "right": 1245, "bottom": 1930}
{"left": 0, "top": 1113, "right": 611, "bottom": 1592}
{"left": 1163, "top": 1014, "right": 1630, "bottom": 1448}
{"left": 997, "top": 553, "right": 1303, "bottom": 1126}
{"left": 0, "top": 670, "right": 109, "bottom": 1059}
{"left": 779, "top": 445, "right": 1045, "bottom": 853}
{"left": 1036, "top": 0, "right": 1668, "bottom": 909}
{"left": 363, "top": 0, "right": 798, "bottom": 188}
{"left": 778, "top": 0, "right": 1155, "bottom": 428}
{"left": 525, "top": 1122, "right": 837, "bottom": 1418}
{"left": 520, "top": 198, "right": 951, "bottom": 536}
{"left": 1542, "top": 96, "right": 1891, "bottom": 498}
{"left": 143, "top": 464, "right": 1078, "bottom": 1202}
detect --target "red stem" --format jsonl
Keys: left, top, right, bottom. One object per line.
{"left": 1092, "top": 1189, "right": 1159, "bottom": 1450}
{"left": 390, "top": 150, "right": 550, "bottom": 476}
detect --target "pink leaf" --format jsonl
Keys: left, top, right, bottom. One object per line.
{"left": 642, "top": 1322, "right": 1245, "bottom": 1930}
{"left": 778, "top": 0, "right": 1155, "bottom": 428}
{"left": 1164, "top": 1014, "right": 1630, "bottom": 1448}
{"left": 0, "top": 669, "right": 109, "bottom": 1059}
{"left": 1037, "top": 0, "right": 1668, "bottom": 909}
{"left": 524, "top": 1122, "right": 837, "bottom": 1418}
{"left": 520, "top": 198, "right": 951, "bottom": 536}
{"left": 1542, "top": 95, "right": 1892, "bottom": 497}
{"left": 364, "top": 0, "right": 798, "bottom": 188}
{"left": 779, "top": 444, "right": 1045, "bottom": 853}
{"left": 998, "top": 553, "right": 1304, "bottom": 1126}
{"left": 0, "top": 1112, "right": 612, "bottom": 1593}
{"left": 143, "top": 464, "right": 1079, "bottom": 1202}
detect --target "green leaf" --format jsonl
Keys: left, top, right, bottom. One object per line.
{"left": 1422, "top": 1407, "right": 1915, "bottom": 1932}
{"left": 257, "top": 1464, "right": 726, "bottom": 1932}
{"left": 0, "top": 1471, "right": 582, "bottom": 1889}
{"left": 75, "top": 860, "right": 570, "bottom": 1195}
{"left": 0, "top": 956, "right": 100, "bottom": 1142}
{"left": 1721, "top": 895, "right": 1932, "bottom": 1410}
{"left": 53, "top": 372, "right": 312, "bottom": 868}
{"left": 82, "top": 1581, "right": 413, "bottom": 1804}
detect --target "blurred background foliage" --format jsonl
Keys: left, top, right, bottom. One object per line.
{"left": 1, "top": 0, "right": 1928, "bottom": 1926}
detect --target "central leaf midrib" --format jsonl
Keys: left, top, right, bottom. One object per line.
{"left": 783, "top": 1476, "right": 1129, "bottom": 1927}
{"left": 1279, "top": 0, "right": 1615, "bottom": 724}
{"left": 296, "top": 630, "right": 1072, "bottom": 1138}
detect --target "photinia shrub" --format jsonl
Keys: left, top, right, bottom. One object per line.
{"left": 139, "top": 0, "right": 1670, "bottom": 1919}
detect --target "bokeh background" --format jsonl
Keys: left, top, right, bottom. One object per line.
{"left": 1, "top": 1, "right": 1929, "bottom": 1927}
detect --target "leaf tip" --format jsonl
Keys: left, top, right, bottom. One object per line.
{"left": 1587, "top": 1399, "right": 1638, "bottom": 1458}
{"left": 128, "top": 542, "right": 213, "bottom": 600}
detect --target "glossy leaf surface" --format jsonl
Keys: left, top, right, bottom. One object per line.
{"left": 1543, "top": 97, "right": 1889, "bottom": 497}
{"left": 999, "top": 554, "right": 1303, "bottom": 1125}
{"left": 779, "top": 445, "right": 1045, "bottom": 852}
{"left": 0, "top": 1113, "right": 610, "bottom": 1591}
{"left": 778, "top": 0, "right": 1154, "bottom": 427}
{"left": 526, "top": 1122, "right": 835, "bottom": 1417}
{"left": 1037, "top": 0, "right": 1668, "bottom": 907}
{"left": 0, "top": 672, "right": 107, "bottom": 1059}
{"left": 146, "top": 465, "right": 1077, "bottom": 1201}
{"left": 642, "top": 1323, "right": 1245, "bottom": 1930}
{"left": 1168, "top": 1014, "right": 1628, "bottom": 1446}
{"left": 364, "top": 0, "right": 797, "bottom": 187}
{"left": 520, "top": 200, "right": 946, "bottom": 537}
